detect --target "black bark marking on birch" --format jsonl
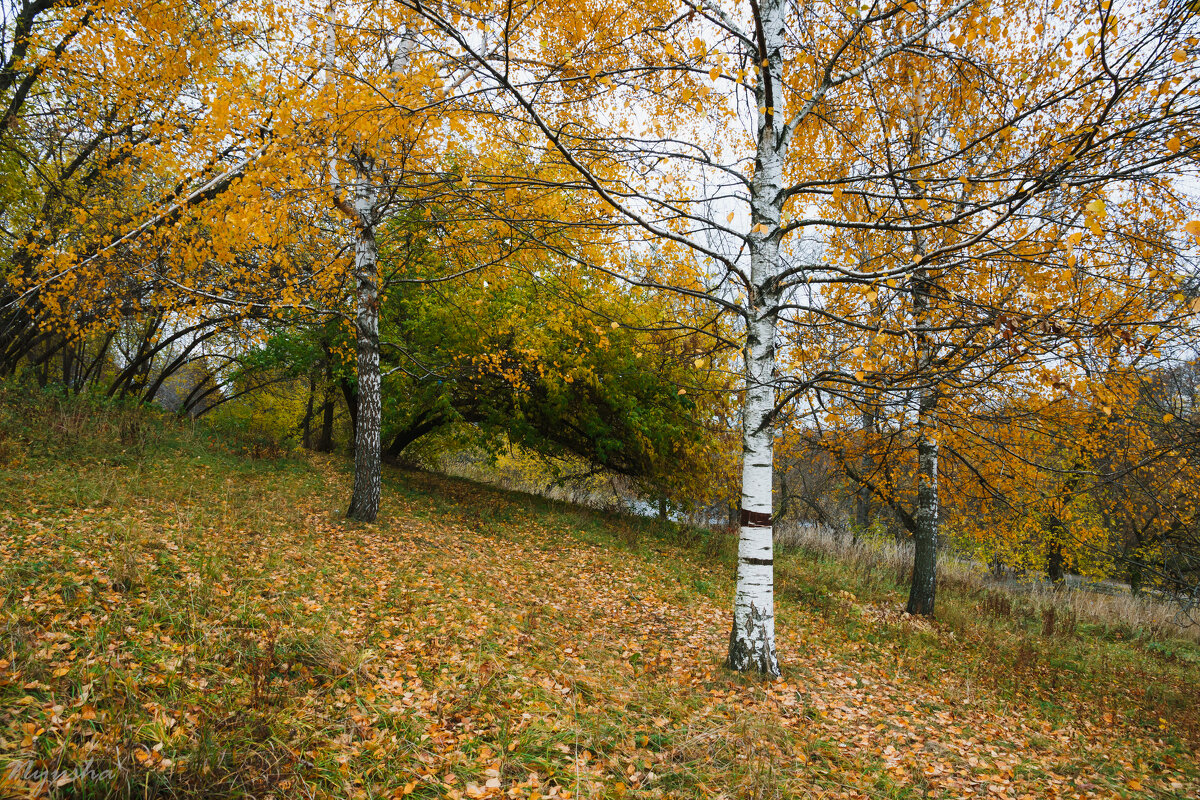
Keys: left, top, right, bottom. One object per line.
{"left": 739, "top": 508, "right": 773, "bottom": 527}
{"left": 742, "top": 557, "right": 773, "bottom": 566}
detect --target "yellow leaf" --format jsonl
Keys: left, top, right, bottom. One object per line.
{"left": 854, "top": 371, "right": 866, "bottom": 382}
{"left": 1184, "top": 220, "right": 1200, "bottom": 235}
{"left": 726, "top": 212, "right": 736, "bottom": 223}
{"left": 709, "top": 67, "right": 720, "bottom": 81}
{"left": 693, "top": 358, "right": 704, "bottom": 368}
{"left": 1085, "top": 198, "right": 1106, "bottom": 218}
{"left": 851, "top": 345, "right": 865, "bottom": 357}
{"left": 832, "top": 186, "right": 844, "bottom": 203}
{"left": 1167, "top": 136, "right": 1182, "bottom": 153}
{"left": 1173, "top": 48, "right": 1186, "bottom": 62}
{"left": 1163, "top": 413, "right": 1175, "bottom": 423}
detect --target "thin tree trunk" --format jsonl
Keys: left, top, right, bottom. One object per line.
{"left": 340, "top": 378, "right": 357, "bottom": 439}
{"left": 346, "top": 164, "right": 382, "bottom": 522}
{"left": 907, "top": 258, "right": 939, "bottom": 616}
{"left": 728, "top": 292, "right": 781, "bottom": 675}
{"left": 78, "top": 331, "right": 113, "bottom": 389}
{"left": 61, "top": 340, "right": 76, "bottom": 389}
{"left": 908, "top": 387, "right": 939, "bottom": 615}
{"left": 316, "top": 387, "right": 336, "bottom": 452}
{"left": 1046, "top": 536, "right": 1066, "bottom": 585}
{"left": 855, "top": 406, "right": 873, "bottom": 532}
{"left": 301, "top": 374, "right": 316, "bottom": 449}
{"left": 726, "top": 0, "right": 786, "bottom": 676}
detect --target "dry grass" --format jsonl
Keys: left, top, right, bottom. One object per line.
{"left": 773, "top": 519, "right": 1200, "bottom": 644}
{"left": 2, "top": 390, "right": 1197, "bottom": 798}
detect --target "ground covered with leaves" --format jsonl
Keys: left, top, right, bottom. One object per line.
{"left": 0, "top": 394, "right": 1197, "bottom": 799}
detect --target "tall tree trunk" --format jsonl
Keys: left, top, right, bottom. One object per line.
{"left": 908, "top": 387, "right": 939, "bottom": 615}
{"left": 727, "top": 0, "right": 786, "bottom": 676}
{"left": 855, "top": 406, "right": 874, "bottom": 532}
{"left": 346, "top": 165, "right": 382, "bottom": 523}
{"left": 907, "top": 260, "right": 939, "bottom": 616}
{"left": 316, "top": 387, "right": 336, "bottom": 452}
{"left": 728, "top": 288, "right": 781, "bottom": 675}
{"left": 340, "top": 378, "right": 358, "bottom": 438}
{"left": 1046, "top": 535, "right": 1066, "bottom": 585}
{"left": 61, "top": 340, "right": 76, "bottom": 390}
{"left": 301, "top": 374, "right": 316, "bottom": 449}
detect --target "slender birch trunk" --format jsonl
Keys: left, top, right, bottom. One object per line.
{"left": 727, "top": 286, "right": 781, "bottom": 675}
{"left": 857, "top": 296, "right": 882, "bottom": 536}
{"left": 727, "top": 0, "right": 786, "bottom": 675}
{"left": 326, "top": 5, "right": 385, "bottom": 523}
{"left": 907, "top": 265, "right": 939, "bottom": 615}
{"left": 346, "top": 163, "right": 382, "bottom": 522}
{"left": 856, "top": 406, "right": 873, "bottom": 532}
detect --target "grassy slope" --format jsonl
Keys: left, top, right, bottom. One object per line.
{"left": 0, "top": 391, "right": 1197, "bottom": 799}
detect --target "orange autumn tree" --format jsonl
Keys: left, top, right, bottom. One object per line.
{"left": 771, "top": 0, "right": 1200, "bottom": 615}
{"left": 0, "top": 1, "right": 265, "bottom": 371}
{"left": 796, "top": 167, "right": 1197, "bottom": 596}
{"left": 0, "top": 0, "right": 353, "bottom": 408}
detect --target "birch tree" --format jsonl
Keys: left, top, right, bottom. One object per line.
{"left": 386, "top": 0, "right": 1200, "bottom": 672}
{"left": 324, "top": 7, "right": 387, "bottom": 520}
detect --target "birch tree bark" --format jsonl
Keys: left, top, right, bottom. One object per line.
{"left": 726, "top": 0, "right": 786, "bottom": 676}
{"left": 728, "top": 290, "right": 781, "bottom": 674}
{"left": 346, "top": 159, "right": 382, "bottom": 522}
{"left": 907, "top": 265, "right": 939, "bottom": 615}
{"left": 326, "top": 4, "right": 385, "bottom": 523}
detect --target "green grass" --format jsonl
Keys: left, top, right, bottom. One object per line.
{"left": 0, "top": 386, "right": 1196, "bottom": 799}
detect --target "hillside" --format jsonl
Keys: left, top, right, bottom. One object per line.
{"left": 0, "top": 393, "right": 1197, "bottom": 799}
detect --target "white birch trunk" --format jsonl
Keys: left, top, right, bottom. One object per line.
{"left": 907, "top": 264, "right": 938, "bottom": 615}
{"left": 346, "top": 166, "right": 382, "bottom": 522}
{"left": 727, "top": 291, "right": 781, "bottom": 675}
{"left": 727, "top": 0, "right": 786, "bottom": 676}
{"left": 326, "top": 4, "right": 388, "bottom": 523}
